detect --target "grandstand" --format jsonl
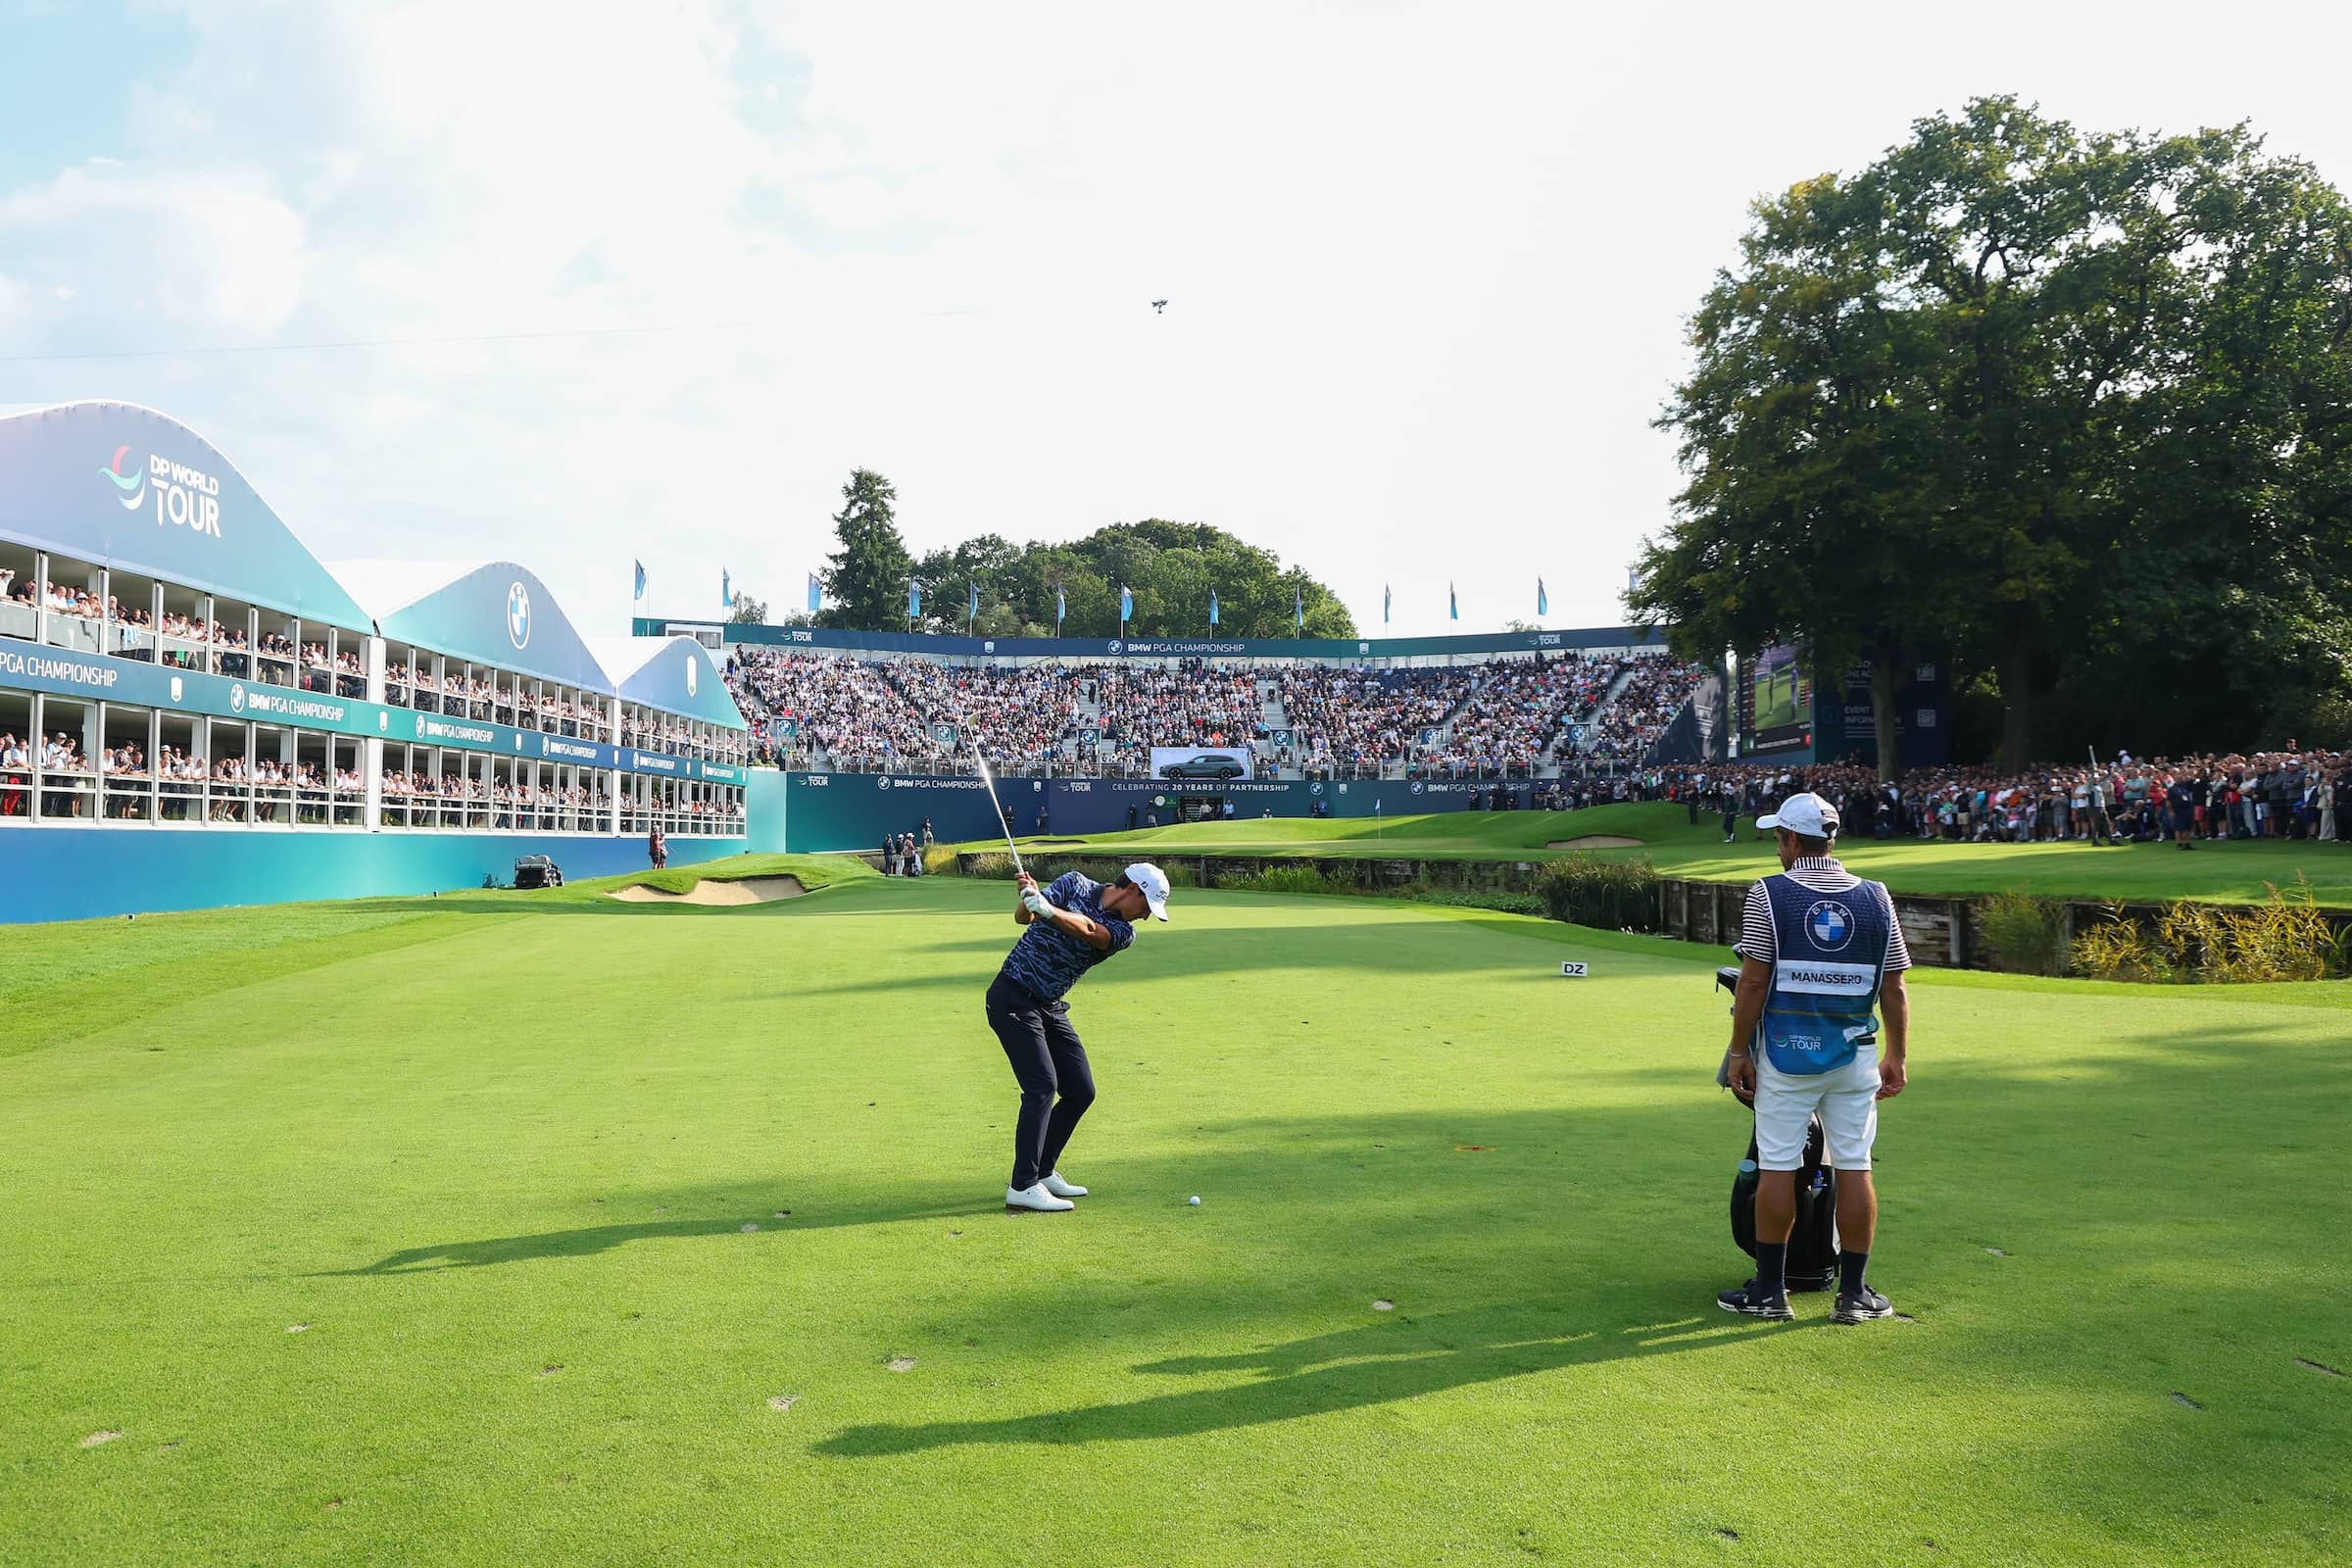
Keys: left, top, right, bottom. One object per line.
{"left": 0, "top": 403, "right": 753, "bottom": 921}
{"left": 713, "top": 641, "right": 1708, "bottom": 782}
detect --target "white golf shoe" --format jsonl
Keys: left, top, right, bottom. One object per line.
{"left": 1004, "top": 1183, "right": 1074, "bottom": 1213}
{"left": 1040, "top": 1171, "right": 1089, "bottom": 1199}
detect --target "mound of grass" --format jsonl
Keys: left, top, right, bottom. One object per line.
{"left": 2, "top": 880, "right": 2345, "bottom": 1563}
{"left": 968, "top": 802, "right": 2352, "bottom": 906}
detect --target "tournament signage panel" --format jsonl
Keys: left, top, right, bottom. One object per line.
{"left": 0, "top": 640, "right": 731, "bottom": 778}
{"left": 662, "top": 619, "right": 1667, "bottom": 662}
{"left": 1147, "top": 745, "right": 1254, "bottom": 781}
{"left": 0, "top": 402, "right": 373, "bottom": 632}
{"left": 0, "top": 640, "right": 395, "bottom": 741}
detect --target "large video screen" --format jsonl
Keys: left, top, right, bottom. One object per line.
{"left": 1743, "top": 645, "right": 1812, "bottom": 757}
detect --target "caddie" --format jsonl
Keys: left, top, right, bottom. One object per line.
{"left": 1718, "top": 792, "right": 1912, "bottom": 1324}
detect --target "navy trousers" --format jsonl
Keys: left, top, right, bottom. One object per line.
{"left": 986, "top": 974, "right": 1097, "bottom": 1190}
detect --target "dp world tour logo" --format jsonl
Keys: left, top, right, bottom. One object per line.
{"left": 506, "top": 581, "right": 531, "bottom": 649}
{"left": 99, "top": 445, "right": 146, "bottom": 509}
{"left": 1805, "top": 900, "right": 1856, "bottom": 953}
{"left": 685, "top": 656, "right": 698, "bottom": 697}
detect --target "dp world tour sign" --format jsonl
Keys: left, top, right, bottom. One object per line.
{"left": 0, "top": 402, "right": 371, "bottom": 631}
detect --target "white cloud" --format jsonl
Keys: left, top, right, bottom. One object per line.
{"left": 0, "top": 161, "right": 309, "bottom": 334}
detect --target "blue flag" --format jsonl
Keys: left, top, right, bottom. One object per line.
{"left": 1119, "top": 585, "right": 1133, "bottom": 622}
{"left": 908, "top": 583, "right": 921, "bottom": 618}
{"left": 1537, "top": 577, "right": 1548, "bottom": 617}
{"left": 633, "top": 560, "right": 646, "bottom": 603}
{"left": 1056, "top": 585, "right": 1066, "bottom": 627}
{"left": 968, "top": 582, "right": 981, "bottom": 620}
{"left": 1294, "top": 584, "right": 1303, "bottom": 632}
{"left": 807, "top": 573, "right": 822, "bottom": 613}
{"left": 722, "top": 568, "right": 733, "bottom": 609}
{"left": 1448, "top": 583, "right": 1458, "bottom": 621}
{"left": 1383, "top": 584, "right": 1391, "bottom": 624}
{"left": 1208, "top": 589, "right": 1219, "bottom": 626}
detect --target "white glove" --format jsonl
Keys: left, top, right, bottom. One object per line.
{"left": 1021, "top": 890, "right": 1052, "bottom": 917}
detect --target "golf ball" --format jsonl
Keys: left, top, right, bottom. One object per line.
{"left": 1188, "top": 1196, "right": 1200, "bottom": 1205}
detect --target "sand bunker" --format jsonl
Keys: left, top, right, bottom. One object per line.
{"left": 1547, "top": 835, "right": 1644, "bottom": 850}
{"left": 608, "top": 875, "right": 807, "bottom": 906}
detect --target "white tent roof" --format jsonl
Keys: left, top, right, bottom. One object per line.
{"left": 325, "top": 559, "right": 497, "bottom": 624}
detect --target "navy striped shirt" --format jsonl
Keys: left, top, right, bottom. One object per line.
{"left": 1737, "top": 856, "right": 1910, "bottom": 971}
{"left": 999, "top": 872, "right": 1134, "bottom": 1004}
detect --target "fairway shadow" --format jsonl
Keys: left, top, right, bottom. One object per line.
{"left": 326, "top": 1189, "right": 983, "bottom": 1275}
{"left": 816, "top": 1305, "right": 1798, "bottom": 1455}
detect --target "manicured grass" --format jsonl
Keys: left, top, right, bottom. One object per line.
{"left": 983, "top": 802, "right": 2352, "bottom": 906}
{"left": 4, "top": 878, "right": 2345, "bottom": 1564}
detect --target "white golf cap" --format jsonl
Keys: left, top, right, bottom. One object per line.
{"left": 1125, "top": 861, "right": 1172, "bottom": 921}
{"left": 1758, "top": 792, "right": 1840, "bottom": 837}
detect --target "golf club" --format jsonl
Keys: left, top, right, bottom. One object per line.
{"left": 970, "top": 741, "right": 1026, "bottom": 879}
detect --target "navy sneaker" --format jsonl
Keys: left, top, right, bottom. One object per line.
{"left": 1834, "top": 1286, "right": 1893, "bottom": 1325}
{"left": 1717, "top": 1280, "right": 1794, "bottom": 1321}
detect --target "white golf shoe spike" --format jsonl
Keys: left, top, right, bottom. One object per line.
{"left": 1005, "top": 1183, "right": 1074, "bottom": 1212}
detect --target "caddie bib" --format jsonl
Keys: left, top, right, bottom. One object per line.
{"left": 1757, "top": 872, "right": 1892, "bottom": 1076}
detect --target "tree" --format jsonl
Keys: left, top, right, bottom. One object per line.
{"left": 1637, "top": 96, "right": 2352, "bottom": 769}
{"left": 819, "top": 469, "right": 916, "bottom": 630}
{"left": 727, "top": 592, "right": 768, "bottom": 625}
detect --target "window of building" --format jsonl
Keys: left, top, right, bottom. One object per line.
{"left": 100, "top": 703, "right": 154, "bottom": 821}
{"left": 0, "top": 690, "right": 32, "bottom": 818}
{"left": 36, "top": 694, "right": 98, "bottom": 820}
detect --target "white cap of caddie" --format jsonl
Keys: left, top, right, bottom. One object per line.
{"left": 1758, "top": 792, "right": 1840, "bottom": 838}
{"left": 1124, "top": 861, "right": 1172, "bottom": 921}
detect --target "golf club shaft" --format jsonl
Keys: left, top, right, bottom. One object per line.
{"left": 971, "top": 742, "right": 1025, "bottom": 878}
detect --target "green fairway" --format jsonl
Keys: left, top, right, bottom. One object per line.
{"left": 999, "top": 802, "right": 2352, "bottom": 906}
{"left": 5, "top": 865, "right": 2347, "bottom": 1565}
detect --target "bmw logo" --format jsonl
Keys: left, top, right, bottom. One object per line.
{"left": 415, "top": 713, "right": 425, "bottom": 738}
{"left": 1309, "top": 781, "right": 1324, "bottom": 796}
{"left": 229, "top": 684, "right": 245, "bottom": 711}
{"left": 1107, "top": 639, "right": 1122, "bottom": 656}
{"left": 878, "top": 776, "right": 891, "bottom": 790}
{"left": 1411, "top": 780, "right": 1425, "bottom": 795}
{"left": 1805, "top": 900, "right": 1855, "bottom": 952}
{"left": 506, "top": 581, "right": 532, "bottom": 649}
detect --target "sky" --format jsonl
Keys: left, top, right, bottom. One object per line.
{"left": 5, "top": 0, "right": 2352, "bottom": 641}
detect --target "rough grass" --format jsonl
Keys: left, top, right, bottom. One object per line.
{"left": 958, "top": 802, "right": 2352, "bottom": 906}
{"left": 2, "top": 879, "right": 2345, "bottom": 1565}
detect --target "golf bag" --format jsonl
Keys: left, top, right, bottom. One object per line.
{"left": 1731, "top": 1117, "right": 1840, "bottom": 1293}
{"left": 1715, "top": 965, "right": 1838, "bottom": 1292}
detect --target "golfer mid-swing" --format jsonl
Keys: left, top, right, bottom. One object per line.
{"left": 989, "top": 862, "right": 1171, "bottom": 1212}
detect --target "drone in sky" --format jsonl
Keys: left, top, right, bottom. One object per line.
{"left": 1151, "top": 299, "right": 1168, "bottom": 314}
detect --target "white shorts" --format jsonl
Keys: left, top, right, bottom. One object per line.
{"left": 1754, "top": 1049, "right": 1881, "bottom": 1172}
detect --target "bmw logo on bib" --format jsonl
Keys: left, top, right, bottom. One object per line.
{"left": 1805, "top": 900, "right": 1856, "bottom": 952}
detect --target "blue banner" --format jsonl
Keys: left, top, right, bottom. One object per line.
{"left": 647, "top": 620, "right": 1666, "bottom": 662}
{"left": 0, "top": 638, "right": 735, "bottom": 778}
